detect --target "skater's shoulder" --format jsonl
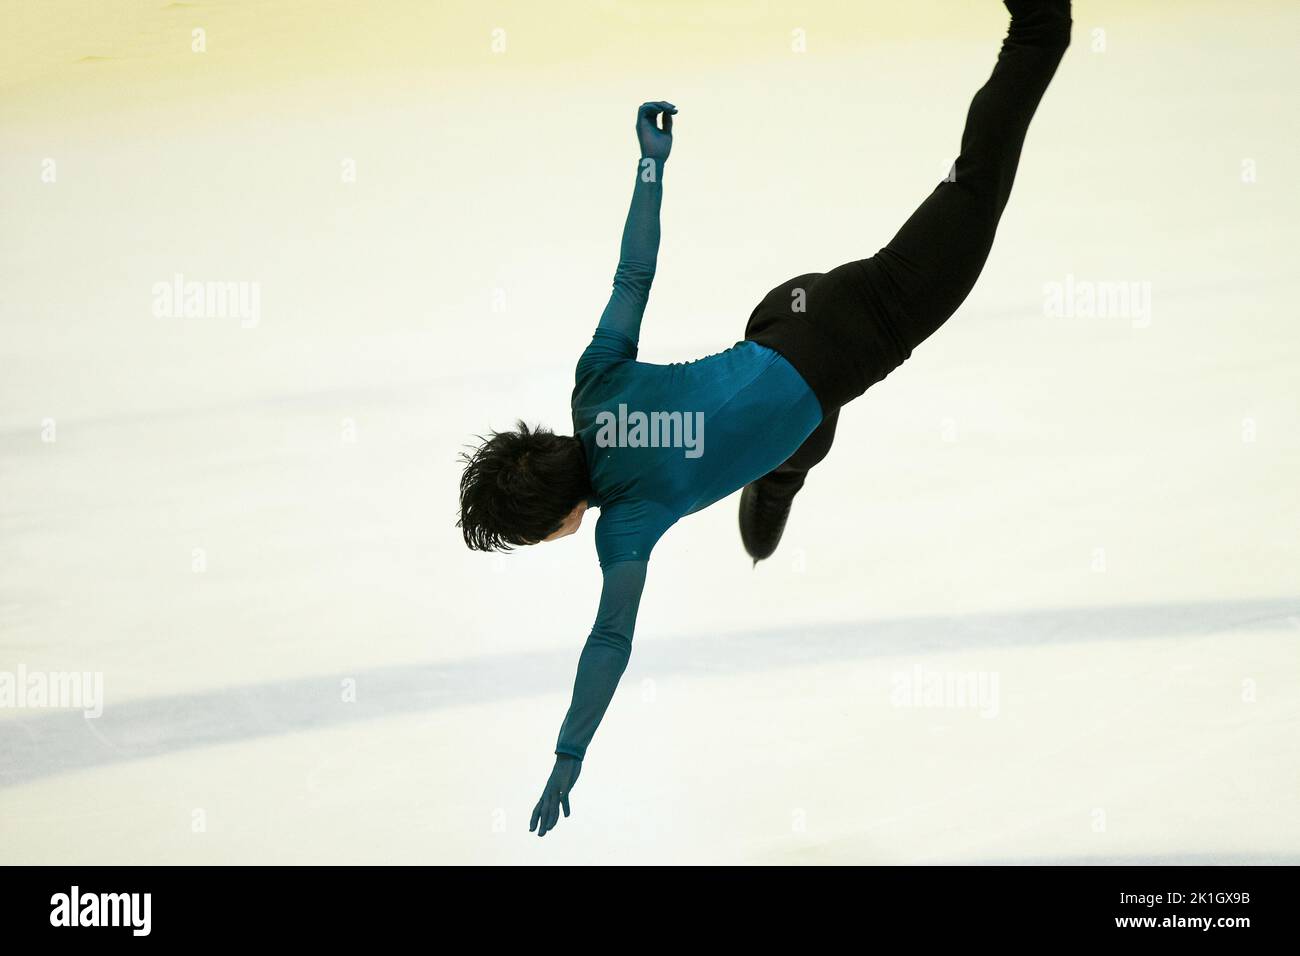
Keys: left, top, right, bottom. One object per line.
{"left": 592, "top": 497, "right": 678, "bottom": 568}
{"left": 575, "top": 328, "right": 638, "bottom": 385}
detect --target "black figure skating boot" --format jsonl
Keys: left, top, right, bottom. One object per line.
{"left": 738, "top": 479, "right": 796, "bottom": 566}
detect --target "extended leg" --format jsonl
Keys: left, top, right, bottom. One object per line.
{"left": 862, "top": 0, "right": 1072, "bottom": 353}
{"left": 775, "top": 0, "right": 1070, "bottom": 487}
{"left": 741, "top": 1, "right": 1070, "bottom": 563}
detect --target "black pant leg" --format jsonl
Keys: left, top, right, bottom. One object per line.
{"left": 761, "top": 409, "right": 840, "bottom": 497}
{"left": 755, "top": 2, "right": 1070, "bottom": 495}
{"left": 870, "top": 0, "right": 1072, "bottom": 348}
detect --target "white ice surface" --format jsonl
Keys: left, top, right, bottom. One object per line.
{"left": 1, "top": 1, "right": 1298, "bottom": 864}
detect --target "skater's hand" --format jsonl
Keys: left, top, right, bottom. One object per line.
{"left": 530, "top": 754, "right": 582, "bottom": 837}
{"left": 636, "top": 101, "right": 676, "bottom": 163}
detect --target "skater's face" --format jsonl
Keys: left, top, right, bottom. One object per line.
{"left": 540, "top": 500, "right": 588, "bottom": 543}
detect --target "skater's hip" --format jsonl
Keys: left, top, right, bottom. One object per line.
{"left": 743, "top": 260, "right": 914, "bottom": 412}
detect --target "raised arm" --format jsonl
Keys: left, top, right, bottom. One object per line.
{"left": 593, "top": 101, "right": 677, "bottom": 352}
{"left": 530, "top": 559, "right": 648, "bottom": 837}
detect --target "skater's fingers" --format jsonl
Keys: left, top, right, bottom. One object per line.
{"left": 638, "top": 102, "right": 675, "bottom": 129}
{"left": 647, "top": 101, "right": 676, "bottom": 132}
{"left": 546, "top": 803, "right": 561, "bottom": 834}
{"left": 561, "top": 792, "right": 571, "bottom": 817}
{"left": 529, "top": 799, "right": 543, "bottom": 833}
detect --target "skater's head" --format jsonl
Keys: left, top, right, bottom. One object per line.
{"left": 457, "top": 421, "right": 592, "bottom": 551}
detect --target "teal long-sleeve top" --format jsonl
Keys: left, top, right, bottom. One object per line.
{"left": 554, "top": 157, "right": 824, "bottom": 759}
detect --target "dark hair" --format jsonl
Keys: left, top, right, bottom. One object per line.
{"left": 457, "top": 421, "right": 591, "bottom": 551}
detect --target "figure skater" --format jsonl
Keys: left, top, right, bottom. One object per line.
{"left": 456, "top": 0, "right": 1073, "bottom": 836}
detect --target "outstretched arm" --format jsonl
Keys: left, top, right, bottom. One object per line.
{"left": 530, "top": 559, "right": 648, "bottom": 837}
{"left": 593, "top": 101, "right": 677, "bottom": 352}
{"left": 554, "top": 560, "right": 647, "bottom": 759}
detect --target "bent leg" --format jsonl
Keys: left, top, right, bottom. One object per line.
{"left": 740, "top": 409, "right": 840, "bottom": 561}
{"left": 761, "top": 409, "right": 840, "bottom": 498}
